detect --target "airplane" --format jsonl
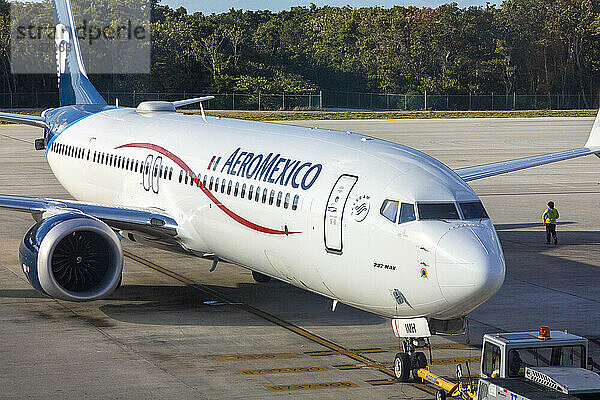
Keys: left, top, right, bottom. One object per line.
{"left": 2, "top": 0, "right": 600, "bottom": 382}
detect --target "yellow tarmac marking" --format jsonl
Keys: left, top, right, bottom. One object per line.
{"left": 238, "top": 366, "right": 325, "bottom": 375}
{"left": 123, "top": 251, "right": 435, "bottom": 396}
{"left": 305, "top": 348, "right": 385, "bottom": 356}
{"left": 366, "top": 379, "right": 399, "bottom": 386}
{"left": 212, "top": 353, "right": 297, "bottom": 361}
{"left": 333, "top": 364, "right": 364, "bottom": 370}
{"left": 430, "top": 356, "right": 480, "bottom": 365}
{"left": 265, "top": 381, "right": 359, "bottom": 391}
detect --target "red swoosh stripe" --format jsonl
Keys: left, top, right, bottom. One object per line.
{"left": 116, "top": 143, "right": 300, "bottom": 235}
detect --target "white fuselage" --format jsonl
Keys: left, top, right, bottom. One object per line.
{"left": 45, "top": 108, "right": 505, "bottom": 319}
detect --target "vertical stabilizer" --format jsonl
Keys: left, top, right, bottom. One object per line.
{"left": 53, "top": 0, "right": 106, "bottom": 106}
{"left": 585, "top": 108, "right": 600, "bottom": 149}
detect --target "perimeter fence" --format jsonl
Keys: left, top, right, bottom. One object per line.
{"left": 0, "top": 90, "right": 597, "bottom": 111}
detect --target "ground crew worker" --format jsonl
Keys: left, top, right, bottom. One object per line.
{"left": 542, "top": 201, "right": 559, "bottom": 244}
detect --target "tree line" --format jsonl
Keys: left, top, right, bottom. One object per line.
{"left": 1, "top": 0, "right": 599, "bottom": 106}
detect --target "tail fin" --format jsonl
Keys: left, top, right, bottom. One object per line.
{"left": 585, "top": 108, "right": 600, "bottom": 150}
{"left": 53, "top": 0, "right": 106, "bottom": 106}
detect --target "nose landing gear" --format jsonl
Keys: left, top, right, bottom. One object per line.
{"left": 391, "top": 318, "right": 433, "bottom": 382}
{"left": 393, "top": 337, "right": 429, "bottom": 382}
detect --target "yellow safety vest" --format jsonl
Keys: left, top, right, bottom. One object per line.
{"left": 543, "top": 208, "right": 558, "bottom": 224}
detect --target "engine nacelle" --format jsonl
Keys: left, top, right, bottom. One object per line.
{"left": 19, "top": 212, "right": 123, "bottom": 301}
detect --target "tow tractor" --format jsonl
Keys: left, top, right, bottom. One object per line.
{"left": 394, "top": 326, "right": 600, "bottom": 400}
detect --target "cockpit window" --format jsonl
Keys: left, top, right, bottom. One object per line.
{"left": 399, "top": 203, "right": 416, "bottom": 224}
{"left": 380, "top": 200, "right": 399, "bottom": 222}
{"left": 417, "top": 203, "right": 460, "bottom": 220}
{"left": 459, "top": 201, "right": 489, "bottom": 219}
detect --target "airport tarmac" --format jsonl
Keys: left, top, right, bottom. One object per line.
{"left": 1, "top": 117, "right": 600, "bottom": 399}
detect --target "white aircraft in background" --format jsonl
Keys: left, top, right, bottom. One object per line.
{"left": 2, "top": 0, "right": 600, "bottom": 382}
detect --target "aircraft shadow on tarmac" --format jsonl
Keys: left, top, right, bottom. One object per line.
{"left": 494, "top": 221, "right": 576, "bottom": 231}
{"left": 96, "top": 282, "right": 385, "bottom": 326}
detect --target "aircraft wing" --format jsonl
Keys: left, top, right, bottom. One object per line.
{"left": 456, "top": 111, "right": 600, "bottom": 182}
{"left": 0, "top": 195, "right": 178, "bottom": 239}
{"left": 455, "top": 147, "right": 599, "bottom": 182}
{"left": 171, "top": 96, "right": 215, "bottom": 108}
{"left": 0, "top": 112, "right": 48, "bottom": 129}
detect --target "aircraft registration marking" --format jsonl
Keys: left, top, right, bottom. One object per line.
{"left": 265, "top": 381, "right": 359, "bottom": 391}
{"left": 212, "top": 353, "right": 297, "bottom": 361}
{"left": 238, "top": 366, "right": 325, "bottom": 375}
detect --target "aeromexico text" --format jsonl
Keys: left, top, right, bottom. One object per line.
{"left": 221, "top": 148, "right": 322, "bottom": 190}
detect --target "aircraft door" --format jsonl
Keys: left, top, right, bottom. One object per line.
{"left": 324, "top": 174, "right": 358, "bottom": 253}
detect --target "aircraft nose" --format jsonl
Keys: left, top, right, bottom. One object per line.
{"left": 436, "top": 224, "right": 505, "bottom": 314}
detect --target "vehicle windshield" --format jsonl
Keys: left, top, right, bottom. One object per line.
{"left": 417, "top": 203, "right": 460, "bottom": 220}
{"left": 507, "top": 346, "right": 586, "bottom": 377}
{"left": 459, "top": 201, "right": 489, "bottom": 219}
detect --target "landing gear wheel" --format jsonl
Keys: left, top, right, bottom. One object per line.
{"left": 252, "top": 271, "right": 271, "bottom": 283}
{"left": 412, "top": 351, "right": 428, "bottom": 382}
{"left": 394, "top": 352, "right": 411, "bottom": 382}
{"left": 435, "top": 389, "right": 446, "bottom": 400}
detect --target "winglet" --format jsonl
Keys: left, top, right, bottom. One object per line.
{"left": 585, "top": 108, "right": 600, "bottom": 149}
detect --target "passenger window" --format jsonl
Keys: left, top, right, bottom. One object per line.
{"left": 155, "top": 164, "right": 160, "bottom": 177}
{"left": 215, "top": 178, "right": 219, "bottom": 192}
{"left": 93, "top": 152, "right": 97, "bottom": 162}
{"left": 234, "top": 182, "right": 239, "bottom": 197}
{"left": 221, "top": 181, "right": 226, "bottom": 193}
{"left": 169, "top": 167, "right": 173, "bottom": 180}
{"left": 135, "top": 160, "right": 139, "bottom": 172}
{"left": 269, "top": 190, "right": 275, "bottom": 205}
{"left": 209, "top": 176, "right": 214, "bottom": 190}
{"left": 292, "top": 195, "right": 299, "bottom": 210}
{"left": 276, "top": 192, "right": 282, "bottom": 207}
{"left": 255, "top": 187, "right": 260, "bottom": 202}
{"left": 197, "top": 175, "right": 202, "bottom": 187}
{"left": 203, "top": 176, "right": 207, "bottom": 189}
{"left": 380, "top": 200, "right": 399, "bottom": 223}
{"left": 227, "top": 180, "right": 232, "bottom": 195}
{"left": 241, "top": 183, "right": 246, "bottom": 198}
{"left": 248, "top": 185, "right": 254, "bottom": 200}
{"left": 87, "top": 149, "right": 90, "bottom": 160}
{"left": 284, "top": 193, "right": 290, "bottom": 209}
{"left": 399, "top": 203, "right": 416, "bottom": 224}
{"left": 179, "top": 170, "right": 183, "bottom": 183}
{"left": 262, "top": 188, "right": 267, "bottom": 203}
{"left": 482, "top": 342, "right": 502, "bottom": 378}
{"left": 185, "top": 173, "right": 189, "bottom": 185}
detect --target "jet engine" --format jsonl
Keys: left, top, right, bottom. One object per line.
{"left": 19, "top": 212, "right": 123, "bottom": 301}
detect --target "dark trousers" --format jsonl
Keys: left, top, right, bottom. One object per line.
{"left": 546, "top": 223, "right": 557, "bottom": 243}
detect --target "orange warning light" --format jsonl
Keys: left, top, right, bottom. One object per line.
{"left": 538, "top": 326, "right": 551, "bottom": 340}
